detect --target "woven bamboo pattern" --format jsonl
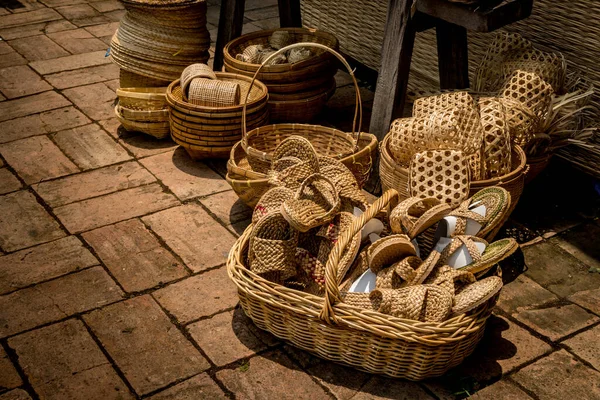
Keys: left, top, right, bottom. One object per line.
{"left": 226, "top": 133, "right": 377, "bottom": 207}
{"left": 500, "top": 70, "right": 554, "bottom": 147}
{"left": 252, "top": 186, "right": 294, "bottom": 224}
{"left": 188, "top": 78, "right": 241, "bottom": 107}
{"left": 409, "top": 149, "right": 470, "bottom": 207}
{"left": 115, "top": 106, "right": 170, "bottom": 139}
{"left": 479, "top": 97, "right": 512, "bottom": 178}
{"left": 388, "top": 106, "right": 483, "bottom": 167}
{"left": 117, "top": 87, "right": 167, "bottom": 111}
{"left": 375, "top": 256, "right": 421, "bottom": 289}
{"left": 424, "top": 265, "right": 476, "bottom": 296}
{"left": 180, "top": 63, "right": 216, "bottom": 100}
{"left": 224, "top": 28, "right": 339, "bottom": 123}
{"left": 248, "top": 212, "right": 298, "bottom": 283}
{"left": 110, "top": 0, "right": 210, "bottom": 82}
{"left": 228, "top": 189, "right": 502, "bottom": 379}
{"left": 119, "top": 69, "right": 170, "bottom": 88}
{"left": 412, "top": 91, "right": 477, "bottom": 118}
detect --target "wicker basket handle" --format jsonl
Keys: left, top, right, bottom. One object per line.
{"left": 319, "top": 189, "right": 399, "bottom": 324}
{"left": 241, "top": 42, "right": 363, "bottom": 148}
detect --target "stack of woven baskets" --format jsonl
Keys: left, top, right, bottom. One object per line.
{"left": 110, "top": 0, "right": 210, "bottom": 84}
{"left": 115, "top": 87, "right": 170, "bottom": 139}
{"left": 223, "top": 28, "right": 339, "bottom": 122}
{"left": 226, "top": 43, "right": 378, "bottom": 207}
{"left": 166, "top": 64, "right": 269, "bottom": 159}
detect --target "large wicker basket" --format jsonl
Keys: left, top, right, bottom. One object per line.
{"left": 223, "top": 28, "right": 339, "bottom": 122}
{"left": 166, "top": 72, "right": 269, "bottom": 159}
{"left": 379, "top": 135, "right": 527, "bottom": 241}
{"left": 227, "top": 189, "right": 498, "bottom": 380}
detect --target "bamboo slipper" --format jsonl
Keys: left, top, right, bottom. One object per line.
{"left": 320, "top": 158, "right": 368, "bottom": 211}
{"left": 439, "top": 236, "right": 518, "bottom": 276}
{"left": 423, "top": 264, "right": 476, "bottom": 295}
{"left": 366, "top": 234, "right": 417, "bottom": 273}
{"left": 451, "top": 276, "right": 503, "bottom": 316}
{"left": 252, "top": 186, "right": 294, "bottom": 224}
{"left": 268, "top": 156, "right": 319, "bottom": 191}
{"left": 390, "top": 197, "right": 451, "bottom": 239}
{"left": 248, "top": 212, "right": 299, "bottom": 283}
{"left": 434, "top": 187, "right": 511, "bottom": 240}
{"left": 375, "top": 256, "right": 422, "bottom": 289}
{"left": 294, "top": 247, "right": 326, "bottom": 295}
{"left": 314, "top": 211, "right": 362, "bottom": 281}
{"left": 342, "top": 285, "right": 453, "bottom": 322}
{"left": 281, "top": 173, "right": 341, "bottom": 232}
{"left": 272, "top": 135, "right": 320, "bottom": 172}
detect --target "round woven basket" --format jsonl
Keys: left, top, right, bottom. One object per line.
{"left": 241, "top": 42, "right": 365, "bottom": 172}
{"left": 223, "top": 28, "right": 339, "bottom": 122}
{"left": 227, "top": 189, "right": 498, "bottom": 379}
{"left": 166, "top": 72, "right": 269, "bottom": 159}
{"left": 115, "top": 106, "right": 170, "bottom": 139}
{"left": 226, "top": 132, "right": 377, "bottom": 208}
{"left": 117, "top": 105, "right": 169, "bottom": 122}
{"left": 117, "top": 87, "right": 167, "bottom": 111}
{"left": 379, "top": 135, "right": 527, "bottom": 241}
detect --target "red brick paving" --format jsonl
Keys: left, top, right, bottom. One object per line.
{"left": 0, "top": 0, "right": 599, "bottom": 399}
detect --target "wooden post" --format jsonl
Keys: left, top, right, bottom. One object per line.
{"left": 213, "top": 0, "right": 246, "bottom": 71}
{"left": 278, "top": 0, "right": 302, "bottom": 27}
{"left": 436, "top": 20, "right": 469, "bottom": 89}
{"left": 368, "top": 0, "right": 417, "bottom": 141}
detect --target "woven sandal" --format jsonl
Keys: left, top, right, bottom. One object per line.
{"left": 320, "top": 158, "right": 368, "bottom": 211}
{"left": 423, "top": 264, "right": 476, "bottom": 295}
{"left": 435, "top": 187, "right": 511, "bottom": 240}
{"left": 268, "top": 136, "right": 320, "bottom": 190}
{"left": 375, "top": 256, "right": 422, "bottom": 289}
{"left": 451, "top": 276, "right": 503, "bottom": 316}
{"left": 249, "top": 212, "right": 299, "bottom": 283}
{"left": 390, "top": 197, "right": 451, "bottom": 239}
{"left": 343, "top": 285, "right": 453, "bottom": 322}
{"left": 252, "top": 186, "right": 294, "bottom": 224}
{"left": 281, "top": 173, "right": 341, "bottom": 232}
{"left": 294, "top": 247, "right": 326, "bottom": 295}
{"left": 314, "top": 212, "right": 362, "bottom": 281}
{"left": 366, "top": 234, "right": 417, "bottom": 273}
{"left": 272, "top": 136, "right": 320, "bottom": 172}
{"left": 439, "top": 236, "right": 518, "bottom": 276}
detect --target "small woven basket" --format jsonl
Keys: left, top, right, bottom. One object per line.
{"left": 115, "top": 106, "right": 170, "bottom": 139}
{"left": 227, "top": 189, "right": 498, "bottom": 380}
{"left": 241, "top": 42, "right": 365, "bottom": 173}
{"left": 180, "top": 63, "right": 217, "bottom": 101}
{"left": 117, "top": 87, "right": 168, "bottom": 111}
{"left": 187, "top": 78, "right": 241, "bottom": 107}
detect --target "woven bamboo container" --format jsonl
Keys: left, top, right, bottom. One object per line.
{"left": 227, "top": 189, "right": 498, "bottom": 379}
{"left": 117, "top": 87, "right": 167, "bottom": 110}
{"left": 119, "top": 69, "right": 170, "bottom": 88}
{"left": 379, "top": 135, "right": 527, "bottom": 241}
{"left": 115, "top": 106, "right": 170, "bottom": 139}
{"left": 166, "top": 72, "right": 269, "bottom": 160}
{"left": 240, "top": 43, "right": 371, "bottom": 173}
{"left": 226, "top": 132, "right": 377, "bottom": 207}
{"left": 223, "top": 28, "right": 339, "bottom": 122}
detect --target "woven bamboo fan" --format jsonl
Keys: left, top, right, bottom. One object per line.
{"left": 228, "top": 189, "right": 499, "bottom": 379}
{"left": 241, "top": 42, "right": 363, "bottom": 173}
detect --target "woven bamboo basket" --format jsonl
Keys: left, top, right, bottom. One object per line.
{"left": 115, "top": 106, "right": 170, "bottom": 139}
{"left": 117, "top": 87, "right": 167, "bottom": 111}
{"left": 228, "top": 189, "right": 498, "bottom": 379}
{"left": 379, "top": 135, "right": 527, "bottom": 241}
{"left": 226, "top": 132, "right": 377, "bottom": 207}
{"left": 166, "top": 72, "right": 269, "bottom": 159}
{"left": 117, "top": 105, "right": 169, "bottom": 122}
{"left": 223, "top": 28, "right": 339, "bottom": 122}
{"left": 241, "top": 43, "right": 367, "bottom": 173}
{"left": 119, "top": 69, "right": 170, "bottom": 88}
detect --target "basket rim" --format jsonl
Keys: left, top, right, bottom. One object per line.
{"left": 223, "top": 27, "right": 339, "bottom": 73}
{"left": 227, "top": 224, "right": 492, "bottom": 345}
{"left": 166, "top": 74, "right": 268, "bottom": 113}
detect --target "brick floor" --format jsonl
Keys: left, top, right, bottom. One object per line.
{"left": 0, "top": 0, "right": 599, "bottom": 398}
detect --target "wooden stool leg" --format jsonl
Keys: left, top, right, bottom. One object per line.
{"left": 436, "top": 20, "right": 469, "bottom": 89}
{"left": 369, "top": 0, "right": 417, "bottom": 141}
{"left": 278, "top": 0, "right": 302, "bottom": 27}
{"left": 214, "top": 0, "right": 246, "bottom": 71}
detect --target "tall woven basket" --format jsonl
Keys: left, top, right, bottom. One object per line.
{"left": 228, "top": 189, "right": 498, "bottom": 380}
